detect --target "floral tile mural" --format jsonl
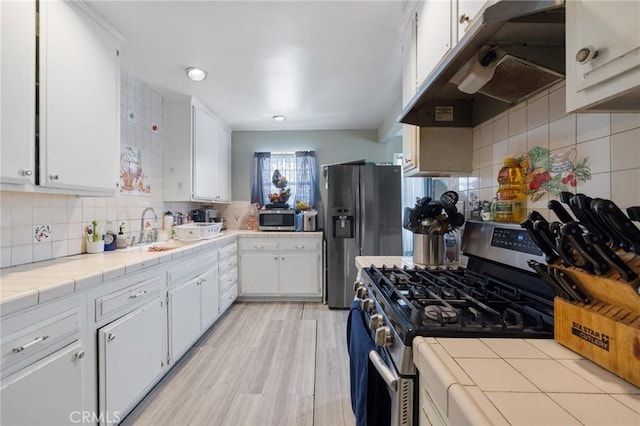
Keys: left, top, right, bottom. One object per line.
{"left": 120, "top": 145, "right": 151, "bottom": 194}
{"left": 517, "top": 146, "right": 591, "bottom": 202}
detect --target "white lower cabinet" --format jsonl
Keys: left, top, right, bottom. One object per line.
{"left": 1, "top": 341, "right": 86, "bottom": 426}
{"left": 98, "top": 298, "right": 164, "bottom": 426}
{"left": 218, "top": 240, "right": 239, "bottom": 315}
{"left": 238, "top": 235, "right": 322, "bottom": 300}
{"left": 167, "top": 254, "right": 219, "bottom": 364}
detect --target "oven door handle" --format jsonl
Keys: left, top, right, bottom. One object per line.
{"left": 369, "top": 350, "right": 399, "bottom": 392}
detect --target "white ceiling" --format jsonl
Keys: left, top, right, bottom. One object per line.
{"left": 86, "top": 1, "right": 407, "bottom": 131}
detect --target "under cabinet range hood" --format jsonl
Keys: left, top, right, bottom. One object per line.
{"left": 400, "top": 0, "right": 566, "bottom": 128}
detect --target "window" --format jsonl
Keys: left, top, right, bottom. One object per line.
{"left": 251, "top": 151, "right": 318, "bottom": 209}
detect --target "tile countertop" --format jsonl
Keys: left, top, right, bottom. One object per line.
{"left": 354, "top": 256, "right": 640, "bottom": 424}
{"left": 0, "top": 230, "right": 323, "bottom": 316}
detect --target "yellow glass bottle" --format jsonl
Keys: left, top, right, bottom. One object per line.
{"left": 495, "top": 157, "right": 526, "bottom": 223}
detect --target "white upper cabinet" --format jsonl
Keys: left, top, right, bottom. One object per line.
{"left": 456, "top": 0, "right": 487, "bottom": 42}
{"left": 164, "top": 97, "right": 231, "bottom": 203}
{"left": 415, "top": 0, "right": 454, "bottom": 86}
{"left": 39, "top": 0, "right": 120, "bottom": 194}
{"left": 401, "top": 10, "right": 419, "bottom": 173}
{"left": 1, "top": 0, "right": 36, "bottom": 185}
{"left": 1, "top": 0, "right": 121, "bottom": 195}
{"left": 566, "top": 0, "right": 640, "bottom": 112}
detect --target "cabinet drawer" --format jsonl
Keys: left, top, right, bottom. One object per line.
{"left": 1, "top": 308, "right": 80, "bottom": 378}
{"left": 219, "top": 254, "right": 238, "bottom": 275}
{"left": 167, "top": 253, "right": 218, "bottom": 285}
{"left": 219, "top": 241, "right": 238, "bottom": 260}
{"left": 219, "top": 267, "right": 238, "bottom": 294}
{"left": 279, "top": 239, "right": 320, "bottom": 252}
{"left": 219, "top": 284, "right": 238, "bottom": 314}
{"left": 239, "top": 239, "right": 278, "bottom": 252}
{"left": 95, "top": 277, "right": 160, "bottom": 322}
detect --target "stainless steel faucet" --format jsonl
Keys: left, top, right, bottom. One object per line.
{"left": 139, "top": 207, "right": 158, "bottom": 244}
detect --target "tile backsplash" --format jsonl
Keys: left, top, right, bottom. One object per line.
{"left": 455, "top": 82, "right": 640, "bottom": 221}
{"left": 1, "top": 72, "right": 197, "bottom": 268}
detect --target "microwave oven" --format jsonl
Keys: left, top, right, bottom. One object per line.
{"left": 258, "top": 209, "right": 296, "bottom": 231}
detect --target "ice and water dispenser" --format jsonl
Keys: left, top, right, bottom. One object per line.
{"left": 332, "top": 209, "right": 354, "bottom": 238}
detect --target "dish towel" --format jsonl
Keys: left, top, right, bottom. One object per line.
{"left": 347, "top": 300, "right": 391, "bottom": 426}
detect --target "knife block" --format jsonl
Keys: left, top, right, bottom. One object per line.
{"left": 550, "top": 263, "right": 640, "bottom": 387}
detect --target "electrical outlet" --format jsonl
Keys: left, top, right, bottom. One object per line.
{"left": 33, "top": 224, "right": 52, "bottom": 243}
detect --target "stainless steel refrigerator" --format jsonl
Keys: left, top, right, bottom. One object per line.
{"left": 326, "top": 164, "right": 402, "bottom": 308}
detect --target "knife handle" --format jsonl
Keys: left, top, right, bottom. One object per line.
{"left": 521, "top": 220, "right": 560, "bottom": 264}
{"left": 596, "top": 199, "right": 640, "bottom": 253}
{"left": 560, "top": 222, "right": 610, "bottom": 276}
{"left": 584, "top": 233, "right": 638, "bottom": 282}
{"left": 548, "top": 200, "right": 574, "bottom": 223}
{"left": 627, "top": 206, "right": 640, "bottom": 222}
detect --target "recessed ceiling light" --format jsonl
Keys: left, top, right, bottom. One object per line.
{"left": 186, "top": 67, "right": 207, "bottom": 82}
{"left": 272, "top": 115, "right": 286, "bottom": 122}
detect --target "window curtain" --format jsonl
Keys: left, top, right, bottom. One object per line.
{"left": 295, "top": 151, "right": 318, "bottom": 207}
{"left": 251, "top": 152, "right": 271, "bottom": 206}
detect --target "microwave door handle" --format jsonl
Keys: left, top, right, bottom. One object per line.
{"left": 368, "top": 350, "right": 398, "bottom": 392}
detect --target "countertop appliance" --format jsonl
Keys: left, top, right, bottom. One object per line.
{"left": 258, "top": 208, "right": 296, "bottom": 231}
{"left": 353, "top": 220, "right": 554, "bottom": 426}
{"left": 327, "top": 164, "right": 402, "bottom": 308}
{"left": 191, "top": 208, "right": 217, "bottom": 223}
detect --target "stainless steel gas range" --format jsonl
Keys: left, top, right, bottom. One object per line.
{"left": 349, "top": 220, "right": 556, "bottom": 426}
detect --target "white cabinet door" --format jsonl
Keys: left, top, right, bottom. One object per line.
{"left": 98, "top": 299, "right": 164, "bottom": 426}
{"left": 214, "top": 121, "right": 232, "bottom": 202}
{"left": 279, "top": 253, "right": 321, "bottom": 296}
{"left": 239, "top": 253, "right": 279, "bottom": 295}
{"left": 168, "top": 278, "right": 202, "bottom": 362}
{"left": 456, "top": 0, "right": 487, "bottom": 42}
{"left": 1, "top": 342, "right": 85, "bottom": 426}
{"left": 0, "top": 0, "right": 36, "bottom": 185}
{"left": 566, "top": 0, "right": 640, "bottom": 112}
{"left": 415, "top": 0, "right": 453, "bottom": 86}
{"left": 402, "top": 10, "right": 418, "bottom": 173}
{"left": 39, "top": 1, "right": 119, "bottom": 194}
{"left": 192, "top": 103, "right": 218, "bottom": 201}
{"left": 201, "top": 266, "right": 220, "bottom": 329}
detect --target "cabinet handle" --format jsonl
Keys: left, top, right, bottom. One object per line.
{"left": 50, "top": 173, "right": 60, "bottom": 181}
{"left": 459, "top": 14, "right": 469, "bottom": 24}
{"left": 295, "top": 245, "right": 305, "bottom": 249}
{"left": 107, "top": 333, "right": 116, "bottom": 342}
{"left": 274, "top": 256, "right": 278, "bottom": 261}
{"left": 202, "top": 277, "right": 207, "bottom": 282}
{"left": 75, "top": 351, "right": 85, "bottom": 360}
{"left": 281, "top": 256, "right": 285, "bottom": 261}
{"left": 129, "top": 290, "right": 148, "bottom": 299}
{"left": 23, "top": 169, "right": 33, "bottom": 176}
{"left": 12, "top": 335, "right": 49, "bottom": 353}
{"left": 196, "top": 278, "right": 203, "bottom": 285}
{"left": 576, "top": 46, "right": 599, "bottom": 64}
{"left": 255, "top": 245, "right": 264, "bottom": 249}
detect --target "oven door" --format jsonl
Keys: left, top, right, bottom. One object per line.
{"left": 347, "top": 301, "right": 414, "bottom": 426}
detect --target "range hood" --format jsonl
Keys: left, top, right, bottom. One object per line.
{"left": 399, "top": 0, "right": 566, "bottom": 128}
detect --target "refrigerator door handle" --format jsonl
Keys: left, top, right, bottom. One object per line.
{"left": 355, "top": 171, "right": 362, "bottom": 255}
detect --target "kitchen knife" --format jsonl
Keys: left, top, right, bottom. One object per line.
{"left": 560, "top": 222, "right": 610, "bottom": 275}
{"left": 528, "top": 213, "right": 560, "bottom": 249}
{"left": 521, "top": 219, "right": 560, "bottom": 264}
{"left": 590, "top": 198, "right": 632, "bottom": 251}
{"left": 574, "top": 193, "right": 623, "bottom": 247}
{"left": 527, "top": 260, "right": 572, "bottom": 301}
{"left": 548, "top": 221, "right": 596, "bottom": 273}
{"left": 582, "top": 232, "right": 638, "bottom": 282}
{"left": 532, "top": 219, "right": 579, "bottom": 268}
{"left": 593, "top": 199, "right": 640, "bottom": 254}
{"left": 550, "top": 267, "right": 590, "bottom": 304}
{"left": 547, "top": 200, "right": 575, "bottom": 223}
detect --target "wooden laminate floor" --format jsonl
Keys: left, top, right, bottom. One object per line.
{"left": 121, "top": 302, "right": 356, "bottom": 426}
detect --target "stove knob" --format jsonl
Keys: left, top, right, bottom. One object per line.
{"left": 356, "top": 286, "right": 368, "bottom": 299}
{"left": 369, "top": 313, "right": 384, "bottom": 330}
{"left": 353, "top": 281, "right": 363, "bottom": 291}
{"left": 362, "top": 298, "right": 376, "bottom": 314}
{"left": 374, "top": 326, "right": 394, "bottom": 347}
